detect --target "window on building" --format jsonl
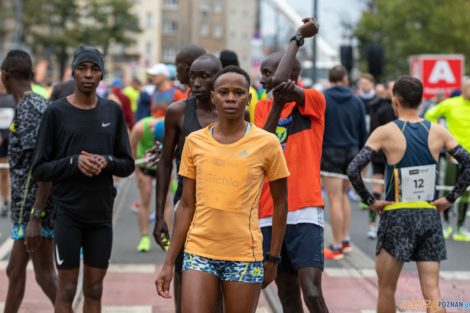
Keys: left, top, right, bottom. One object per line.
{"left": 146, "top": 42, "right": 152, "bottom": 59}
{"left": 213, "top": 24, "right": 223, "bottom": 38}
{"left": 200, "top": 0, "right": 211, "bottom": 13}
{"left": 146, "top": 13, "right": 153, "bottom": 28}
{"left": 163, "top": 0, "right": 178, "bottom": 9}
{"left": 163, "top": 21, "right": 178, "bottom": 34}
{"left": 214, "top": 0, "right": 223, "bottom": 13}
{"left": 163, "top": 47, "right": 178, "bottom": 63}
{"left": 200, "top": 21, "right": 210, "bottom": 36}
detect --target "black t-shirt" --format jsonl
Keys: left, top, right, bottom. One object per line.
{"left": 0, "top": 93, "right": 16, "bottom": 139}
{"left": 32, "top": 97, "right": 134, "bottom": 223}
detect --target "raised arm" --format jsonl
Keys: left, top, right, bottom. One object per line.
{"left": 153, "top": 102, "right": 183, "bottom": 248}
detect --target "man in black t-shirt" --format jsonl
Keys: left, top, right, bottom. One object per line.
{"left": 32, "top": 46, "right": 134, "bottom": 312}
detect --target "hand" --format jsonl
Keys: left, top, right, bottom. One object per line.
{"left": 78, "top": 152, "right": 102, "bottom": 177}
{"left": 272, "top": 80, "right": 296, "bottom": 108}
{"left": 262, "top": 261, "right": 278, "bottom": 289}
{"left": 153, "top": 218, "right": 170, "bottom": 251}
{"left": 369, "top": 200, "right": 394, "bottom": 216}
{"left": 296, "top": 17, "right": 319, "bottom": 38}
{"left": 145, "top": 141, "right": 162, "bottom": 168}
{"left": 81, "top": 151, "right": 108, "bottom": 169}
{"left": 431, "top": 197, "right": 453, "bottom": 213}
{"left": 156, "top": 264, "right": 173, "bottom": 298}
{"left": 25, "top": 217, "right": 43, "bottom": 253}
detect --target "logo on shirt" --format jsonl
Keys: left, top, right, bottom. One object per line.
{"left": 238, "top": 149, "right": 249, "bottom": 156}
{"left": 205, "top": 173, "right": 240, "bottom": 187}
{"left": 102, "top": 122, "right": 111, "bottom": 127}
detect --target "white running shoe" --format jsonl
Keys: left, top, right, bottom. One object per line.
{"left": 367, "top": 225, "right": 378, "bottom": 239}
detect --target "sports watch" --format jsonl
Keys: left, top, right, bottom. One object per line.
{"left": 364, "top": 195, "right": 375, "bottom": 206}
{"left": 30, "top": 208, "right": 45, "bottom": 219}
{"left": 265, "top": 253, "right": 282, "bottom": 264}
{"left": 290, "top": 35, "right": 304, "bottom": 47}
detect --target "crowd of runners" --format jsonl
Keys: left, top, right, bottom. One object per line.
{"left": 0, "top": 16, "right": 469, "bottom": 313}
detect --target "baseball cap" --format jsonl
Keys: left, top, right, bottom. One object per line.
{"left": 146, "top": 63, "right": 170, "bottom": 77}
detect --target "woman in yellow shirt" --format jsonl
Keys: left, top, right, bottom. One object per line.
{"left": 156, "top": 65, "right": 289, "bottom": 313}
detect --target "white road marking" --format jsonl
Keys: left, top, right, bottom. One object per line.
{"left": 440, "top": 271, "right": 470, "bottom": 280}
{"left": 107, "top": 264, "right": 155, "bottom": 273}
{"left": 0, "top": 238, "right": 13, "bottom": 260}
{"left": 102, "top": 306, "right": 152, "bottom": 313}
{"left": 325, "top": 267, "right": 470, "bottom": 281}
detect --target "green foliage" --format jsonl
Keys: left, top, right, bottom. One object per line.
{"left": 355, "top": 0, "right": 470, "bottom": 79}
{"left": 19, "top": 0, "right": 140, "bottom": 77}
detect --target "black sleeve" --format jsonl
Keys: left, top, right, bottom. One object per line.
{"left": 347, "top": 146, "right": 377, "bottom": 203}
{"left": 102, "top": 107, "right": 134, "bottom": 177}
{"left": 32, "top": 108, "right": 80, "bottom": 181}
{"left": 446, "top": 145, "right": 470, "bottom": 203}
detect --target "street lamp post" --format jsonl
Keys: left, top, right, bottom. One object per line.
{"left": 14, "top": 0, "right": 23, "bottom": 46}
{"left": 312, "top": 0, "right": 318, "bottom": 84}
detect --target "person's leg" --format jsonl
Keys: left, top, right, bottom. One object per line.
{"left": 323, "top": 177, "right": 344, "bottom": 248}
{"left": 137, "top": 172, "right": 152, "bottom": 236}
{"left": 181, "top": 270, "right": 220, "bottom": 313}
{"left": 4, "top": 239, "right": 30, "bottom": 313}
{"left": 55, "top": 269, "right": 80, "bottom": 313}
{"left": 416, "top": 261, "right": 445, "bottom": 313}
{"left": 341, "top": 180, "right": 351, "bottom": 242}
{"left": 82, "top": 266, "right": 108, "bottom": 313}
{"left": 375, "top": 248, "right": 404, "bottom": 313}
{"left": 298, "top": 267, "right": 329, "bottom": 313}
{"left": 30, "top": 238, "right": 58, "bottom": 304}
{"left": 275, "top": 272, "right": 304, "bottom": 313}
{"left": 222, "top": 281, "right": 261, "bottom": 313}
{"left": 174, "top": 272, "right": 183, "bottom": 313}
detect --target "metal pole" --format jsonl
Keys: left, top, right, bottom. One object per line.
{"left": 312, "top": 0, "right": 318, "bottom": 84}
{"left": 14, "top": 0, "right": 22, "bottom": 46}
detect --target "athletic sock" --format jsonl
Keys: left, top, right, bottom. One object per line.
{"left": 332, "top": 245, "right": 342, "bottom": 252}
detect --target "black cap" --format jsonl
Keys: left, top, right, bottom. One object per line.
{"left": 71, "top": 46, "right": 104, "bottom": 78}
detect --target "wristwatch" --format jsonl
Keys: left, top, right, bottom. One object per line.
{"left": 30, "top": 208, "right": 45, "bottom": 219}
{"left": 364, "top": 195, "right": 375, "bottom": 206}
{"left": 265, "top": 253, "right": 282, "bottom": 264}
{"left": 290, "top": 35, "right": 304, "bottom": 47}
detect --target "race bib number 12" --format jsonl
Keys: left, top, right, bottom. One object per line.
{"left": 400, "top": 164, "right": 436, "bottom": 202}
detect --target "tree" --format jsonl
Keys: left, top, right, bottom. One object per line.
{"left": 19, "top": 0, "right": 140, "bottom": 79}
{"left": 355, "top": 0, "right": 470, "bottom": 79}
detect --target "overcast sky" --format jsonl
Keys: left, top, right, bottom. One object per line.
{"left": 261, "top": 0, "right": 366, "bottom": 50}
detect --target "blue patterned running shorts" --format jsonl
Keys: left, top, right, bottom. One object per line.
{"left": 11, "top": 223, "right": 54, "bottom": 240}
{"left": 183, "top": 253, "right": 264, "bottom": 284}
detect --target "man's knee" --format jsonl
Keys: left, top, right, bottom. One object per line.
{"left": 6, "top": 259, "right": 27, "bottom": 282}
{"left": 35, "top": 268, "right": 56, "bottom": 289}
{"left": 60, "top": 281, "right": 78, "bottom": 302}
{"left": 83, "top": 281, "right": 104, "bottom": 301}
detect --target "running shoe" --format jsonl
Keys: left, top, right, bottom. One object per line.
{"left": 443, "top": 223, "right": 452, "bottom": 240}
{"left": 347, "top": 188, "right": 361, "bottom": 202}
{"left": 324, "top": 246, "right": 344, "bottom": 260}
{"left": 137, "top": 235, "right": 151, "bottom": 252}
{"left": 359, "top": 202, "right": 369, "bottom": 211}
{"left": 342, "top": 240, "right": 352, "bottom": 253}
{"left": 367, "top": 225, "right": 378, "bottom": 239}
{"left": 452, "top": 228, "right": 470, "bottom": 242}
{"left": 0, "top": 201, "right": 8, "bottom": 218}
{"left": 129, "top": 201, "right": 139, "bottom": 214}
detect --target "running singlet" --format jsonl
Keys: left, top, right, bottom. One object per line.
{"left": 254, "top": 89, "right": 325, "bottom": 219}
{"left": 179, "top": 124, "right": 290, "bottom": 262}
{"left": 384, "top": 120, "right": 438, "bottom": 204}
{"left": 174, "top": 97, "right": 201, "bottom": 205}
{"left": 151, "top": 87, "right": 184, "bottom": 117}
{"left": 136, "top": 117, "right": 159, "bottom": 170}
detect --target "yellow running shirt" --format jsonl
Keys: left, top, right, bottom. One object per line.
{"left": 179, "top": 123, "right": 290, "bottom": 262}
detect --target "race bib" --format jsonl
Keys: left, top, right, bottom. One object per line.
{"left": 0, "top": 108, "right": 15, "bottom": 130}
{"left": 200, "top": 155, "right": 248, "bottom": 212}
{"left": 400, "top": 164, "right": 436, "bottom": 202}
